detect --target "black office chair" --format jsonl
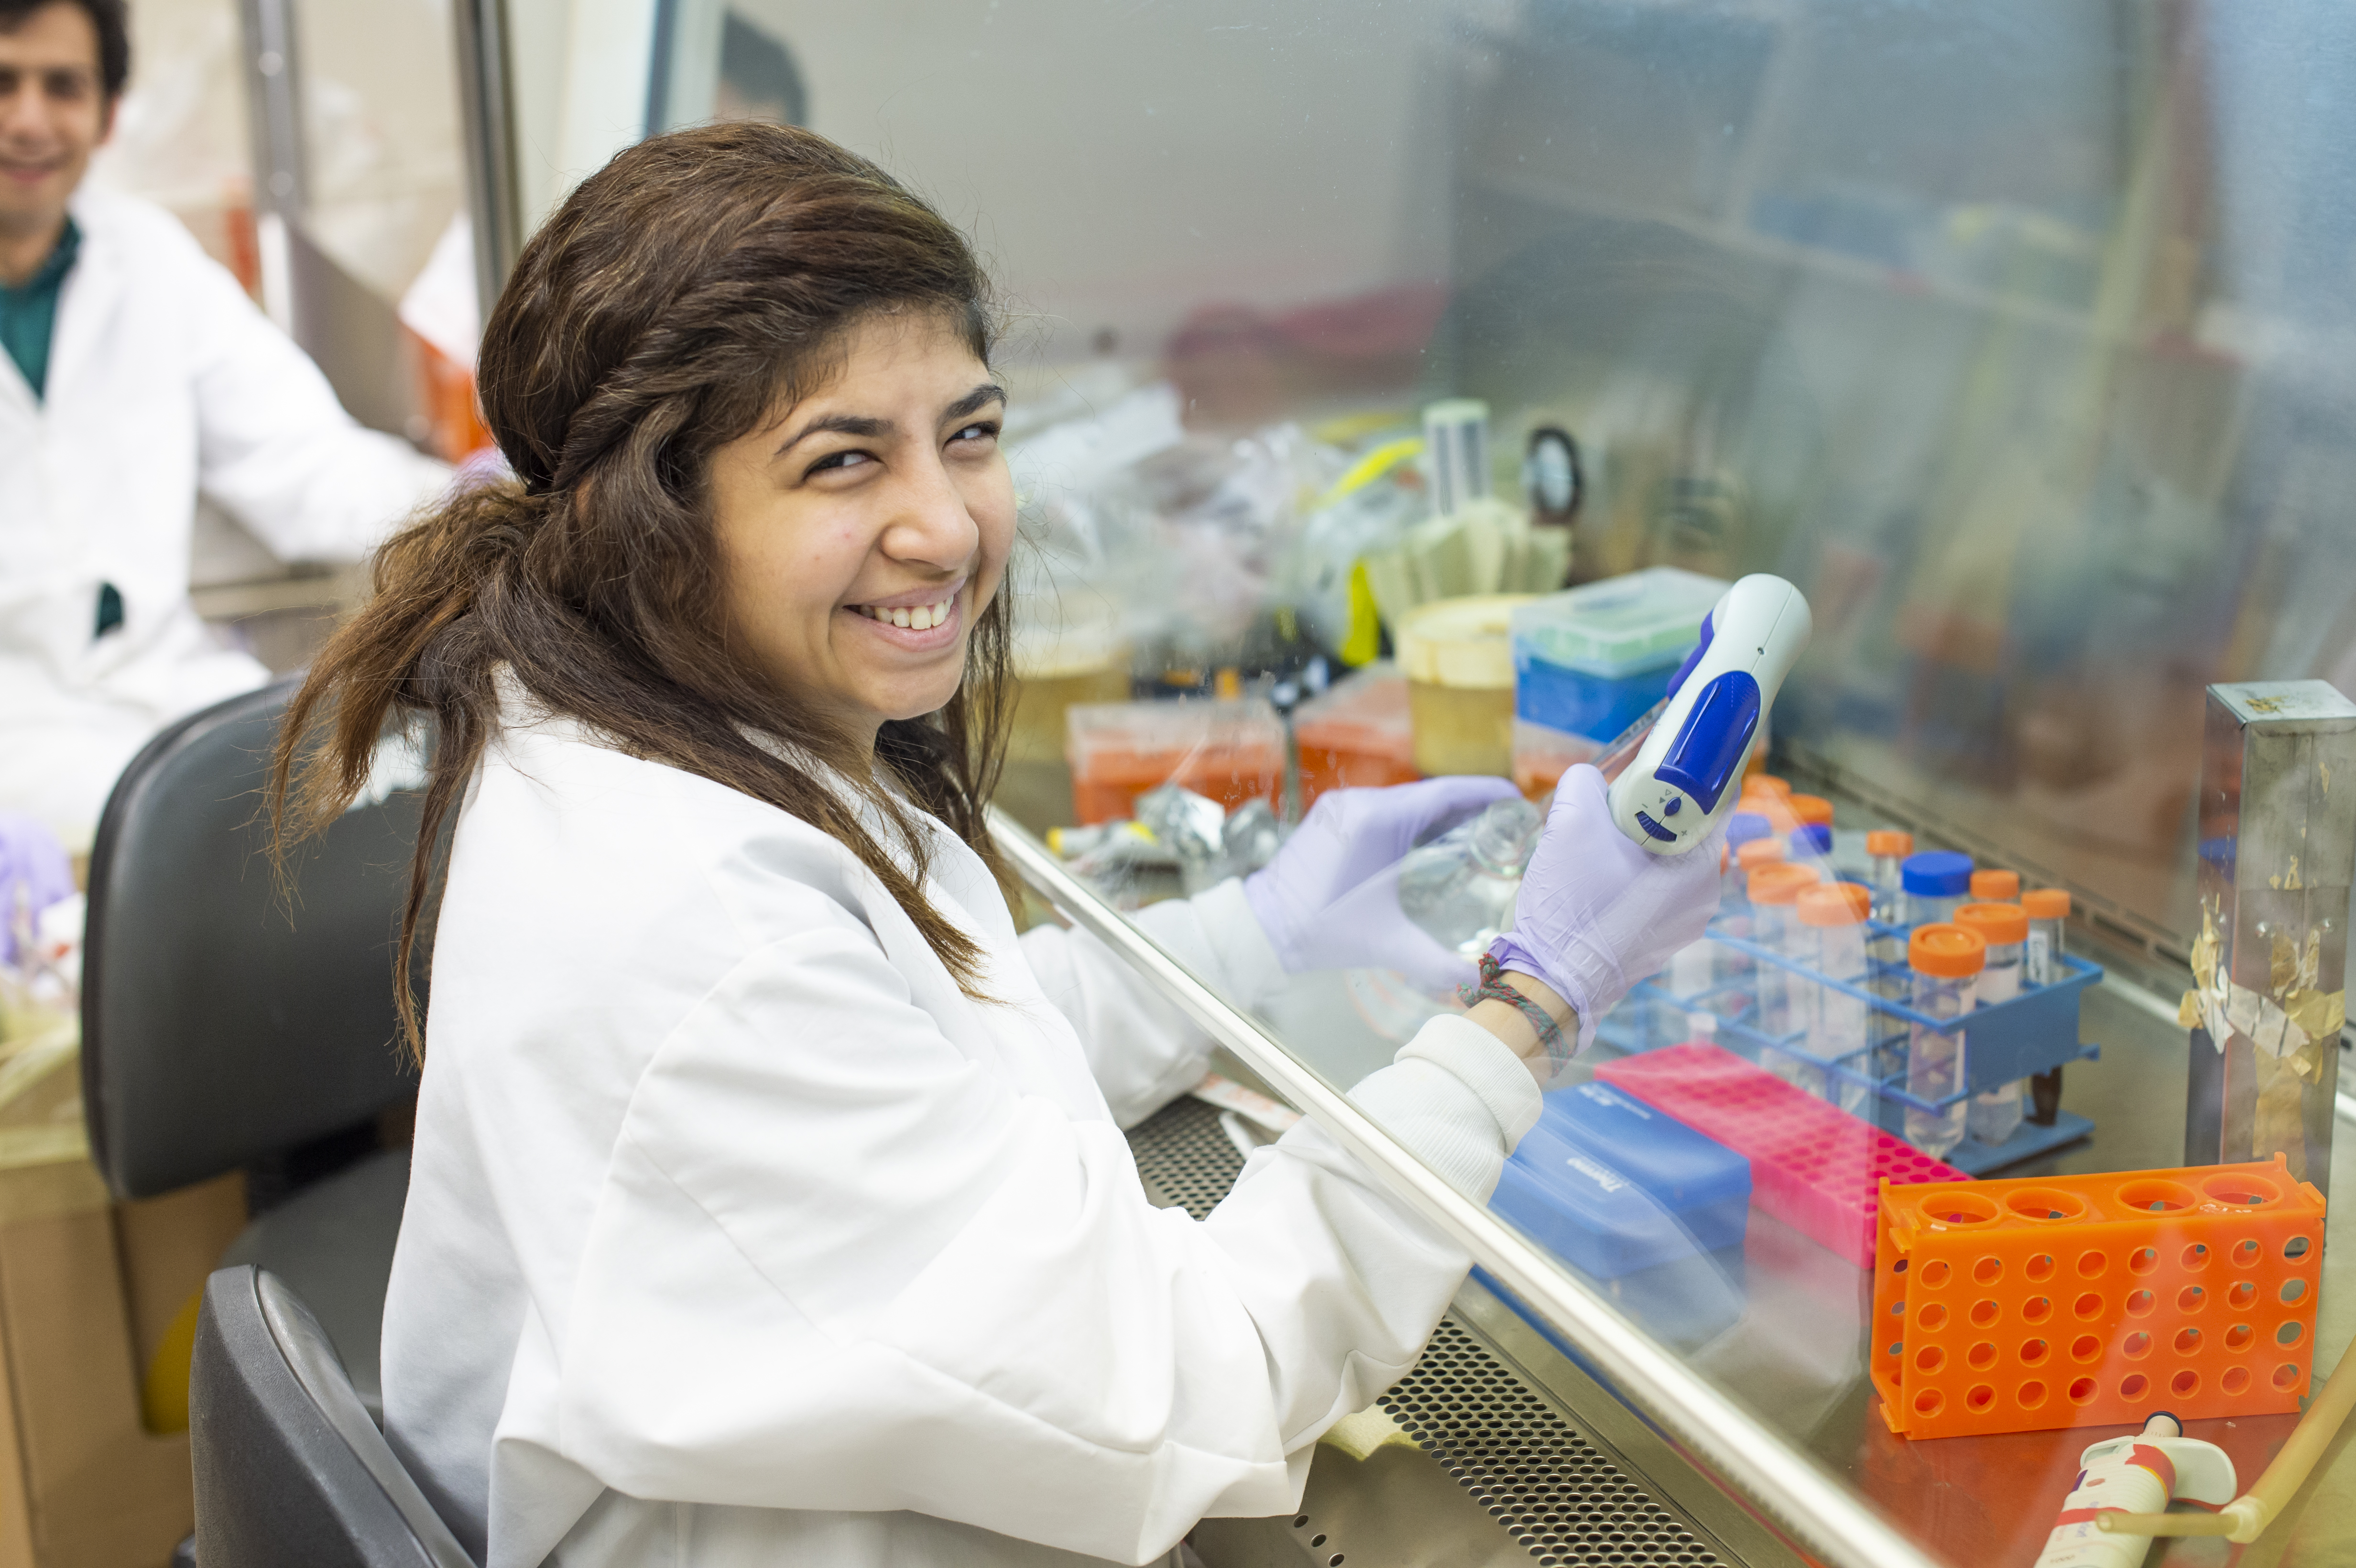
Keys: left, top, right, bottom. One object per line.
{"left": 83, "top": 675, "right": 425, "bottom": 1418}
{"left": 193, "top": 1265, "right": 474, "bottom": 1568}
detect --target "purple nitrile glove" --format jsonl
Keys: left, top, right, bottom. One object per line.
{"left": 0, "top": 813, "right": 74, "bottom": 967}
{"left": 1489, "top": 764, "right": 1724, "bottom": 1053}
{"left": 1243, "top": 775, "right": 1522, "bottom": 986}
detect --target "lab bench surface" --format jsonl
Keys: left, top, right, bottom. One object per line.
{"left": 1135, "top": 980, "right": 2354, "bottom": 1568}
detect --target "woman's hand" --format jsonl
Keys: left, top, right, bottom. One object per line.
{"left": 1487, "top": 764, "right": 1724, "bottom": 1054}
{"left": 1242, "top": 775, "right": 1521, "bottom": 987}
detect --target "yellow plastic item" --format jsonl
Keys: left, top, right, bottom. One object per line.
{"left": 1314, "top": 436, "right": 1424, "bottom": 512}
{"left": 141, "top": 1285, "right": 205, "bottom": 1434}
{"left": 1340, "top": 559, "right": 1384, "bottom": 667}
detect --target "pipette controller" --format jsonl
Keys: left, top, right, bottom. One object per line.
{"left": 1605, "top": 575, "right": 1811, "bottom": 855}
{"left": 2033, "top": 1412, "right": 2235, "bottom": 1567}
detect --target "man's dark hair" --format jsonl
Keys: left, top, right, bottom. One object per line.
{"left": 0, "top": 0, "right": 131, "bottom": 98}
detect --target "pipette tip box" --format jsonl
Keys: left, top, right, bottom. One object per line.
{"left": 1490, "top": 1079, "right": 1751, "bottom": 1279}
{"left": 1595, "top": 1042, "right": 1966, "bottom": 1268}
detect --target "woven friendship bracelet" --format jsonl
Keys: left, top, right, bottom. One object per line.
{"left": 1458, "top": 952, "right": 1572, "bottom": 1070}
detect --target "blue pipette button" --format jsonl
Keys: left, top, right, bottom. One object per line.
{"left": 1634, "top": 810, "right": 1679, "bottom": 843}
{"left": 1663, "top": 796, "right": 1682, "bottom": 816}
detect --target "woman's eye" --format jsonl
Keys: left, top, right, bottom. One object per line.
{"left": 949, "top": 421, "right": 1000, "bottom": 446}
{"left": 807, "top": 449, "right": 873, "bottom": 476}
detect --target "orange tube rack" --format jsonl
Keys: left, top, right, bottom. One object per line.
{"left": 1871, "top": 1156, "right": 2325, "bottom": 1440}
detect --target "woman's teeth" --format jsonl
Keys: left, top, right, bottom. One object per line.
{"left": 856, "top": 596, "right": 955, "bottom": 631}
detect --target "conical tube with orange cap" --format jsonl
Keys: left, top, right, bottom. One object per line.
{"left": 1904, "top": 925, "right": 1985, "bottom": 1159}
{"left": 1957, "top": 901, "right": 2030, "bottom": 1147}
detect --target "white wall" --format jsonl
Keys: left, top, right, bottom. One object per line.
{"left": 503, "top": 0, "right": 1489, "bottom": 362}
{"left": 761, "top": 0, "right": 1462, "bottom": 359}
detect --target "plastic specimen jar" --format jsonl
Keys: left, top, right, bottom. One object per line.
{"left": 1969, "top": 868, "right": 2020, "bottom": 903}
{"left": 1747, "top": 863, "right": 1823, "bottom": 1047}
{"left": 1294, "top": 662, "right": 1418, "bottom": 803}
{"left": 1788, "top": 794, "right": 1834, "bottom": 829}
{"left": 1007, "top": 590, "right": 1130, "bottom": 766}
{"left": 1511, "top": 718, "right": 1597, "bottom": 803}
{"left": 2023, "top": 887, "right": 2071, "bottom": 985}
{"left": 1900, "top": 849, "right": 1973, "bottom": 928}
{"left": 1789, "top": 823, "right": 1832, "bottom": 861}
{"left": 1865, "top": 829, "right": 1914, "bottom": 924}
{"left": 1736, "top": 837, "right": 1788, "bottom": 875}
{"left": 1904, "top": 924, "right": 1985, "bottom": 1160}
{"left": 1065, "top": 699, "right": 1285, "bottom": 825}
{"left": 1796, "top": 882, "right": 1872, "bottom": 1109}
{"left": 1398, "top": 594, "right": 1534, "bottom": 777}
{"left": 1956, "top": 901, "right": 2029, "bottom": 1148}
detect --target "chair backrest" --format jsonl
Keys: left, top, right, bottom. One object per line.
{"left": 193, "top": 1265, "right": 475, "bottom": 1568}
{"left": 82, "top": 678, "right": 426, "bottom": 1198}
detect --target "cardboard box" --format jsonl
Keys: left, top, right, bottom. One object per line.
{"left": 0, "top": 1031, "right": 245, "bottom": 1568}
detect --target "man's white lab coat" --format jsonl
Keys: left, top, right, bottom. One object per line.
{"left": 383, "top": 694, "right": 1541, "bottom": 1568}
{"left": 0, "top": 186, "right": 449, "bottom": 838}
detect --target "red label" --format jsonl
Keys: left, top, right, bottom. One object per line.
{"left": 2129, "top": 1445, "right": 2178, "bottom": 1497}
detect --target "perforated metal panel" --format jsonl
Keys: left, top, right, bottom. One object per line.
{"left": 1128, "top": 1097, "right": 1729, "bottom": 1567}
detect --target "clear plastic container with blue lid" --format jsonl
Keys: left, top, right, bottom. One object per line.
{"left": 1511, "top": 567, "right": 1729, "bottom": 742}
{"left": 1489, "top": 1079, "right": 1751, "bottom": 1278}
{"left": 1901, "top": 849, "right": 1974, "bottom": 926}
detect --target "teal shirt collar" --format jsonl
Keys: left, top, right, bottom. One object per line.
{"left": 0, "top": 218, "right": 83, "bottom": 401}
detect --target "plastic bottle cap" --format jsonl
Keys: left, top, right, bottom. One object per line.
{"left": 1741, "top": 794, "right": 1799, "bottom": 833}
{"left": 1901, "top": 850, "right": 1974, "bottom": 897}
{"left": 1724, "top": 811, "right": 1772, "bottom": 848}
{"left": 2022, "top": 888, "right": 2072, "bottom": 920}
{"left": 1796, "top": 882, "right": 1871, "bottom": 926}
{"left": 1790, "top": 823, "right": 1832, "bottom": 856}
{"left": 1747, "top": 775, "right": 1792, "bottom": 799}
{"left": 1788, "top": 794, "right": 1833, "bottom": 827}
{"left": 1954, "top": 901, "right": 2029, "bottom": 945}
{"left": 1909, "top": 923, "right": 1987, "bottom": 977}
{"left": 1736, "top": 838, "right": 1788, "bottom": 871}
{"left": 1970, "top": 869, "right": 2020, "bottom": 902}
{"left": 1865, "top": 829, "right": 1914, "bottom": 858}
{"left": 1748, "top": 863, "right": 1823, "bottom": 905}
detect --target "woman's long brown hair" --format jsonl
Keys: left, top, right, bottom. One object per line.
{"left": 269, "top": 121, "right": 1013, "bottom": 1058}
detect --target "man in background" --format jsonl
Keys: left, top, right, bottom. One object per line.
{"left": 0, "top": 0, "right": 448, "bottom": 844}
{"left": 715, "top": 9, "right": 807, "bottom": 126}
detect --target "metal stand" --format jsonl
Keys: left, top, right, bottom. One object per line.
{"left": 2181, "top": 681, "right": 2356, "bottom": 1196}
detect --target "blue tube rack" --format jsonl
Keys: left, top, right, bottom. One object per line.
{"left": 1598, "top": 908, "right": 2102, "bottom": 1175}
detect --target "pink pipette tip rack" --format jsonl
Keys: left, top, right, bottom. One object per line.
{"left": 1593, "top": 1042, "right": 1968, "bottom": 1268}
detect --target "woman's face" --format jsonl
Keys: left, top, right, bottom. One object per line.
{"left": 709, "top": 311, "right": 1012, "bottom": 741}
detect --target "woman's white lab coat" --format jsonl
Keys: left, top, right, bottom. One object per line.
{"left": 0, "top": 187, "right": 449, "bottom": 836}
{"left": 382, "top": 694, "right": 1541, "bottom": 1568}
